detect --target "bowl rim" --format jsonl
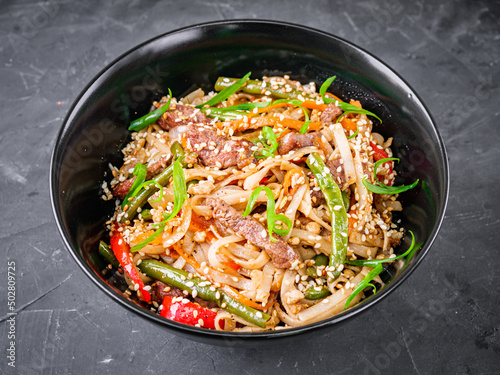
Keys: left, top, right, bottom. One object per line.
{"left": 50, "top": 18, "right": 449, "bottom": 339}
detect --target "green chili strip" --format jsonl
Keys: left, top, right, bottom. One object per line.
{"left": 362, "top": 157, "right": 419, "bottom": 195}
{"left": 196, "top": 72, "right": 251, "bottom": 109}
{"left": 130, "top": 158, "right": 186, "bottom": 252}
{"left": 129, "top": 89, "right": 173, "bottom": 131}
{"left": 344, "top": 264, "right": 384, "bottom": 310}
{"left": 254, "top": 126, "right": 282, "bottom": 159}
{"left": 98, "top": 241, "right": 120, "bottom": 268}
{"left": 346, "top": 126, "right": 359, "bottom": 139}
{"left": 346, "top": 231, "right": 417, "bottom": 267}
{"left": 306, "top": 153, "right": 348, "bottom": 281}
{"left": 138, "top": 259, "right": 271, "bottom": 328}
{"left": 119, "top": 142, "right": 187, "bottom": 224}
{"left": 121, "top": 163, "right": 147, "bottom": 210}
{"left": 243, "top": 186, "right": 292, "bottom": 241}
{"left": 272, "top": 99, "right": 311, "bottom": 134}
{"left": 319, "top": 76, "right": 382, "bottom": 123}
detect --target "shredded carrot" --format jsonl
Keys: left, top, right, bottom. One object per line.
{"left": 172, "top": 243, "right": 203, "bottom": 274}
{"left": 131, "top": 230, "right": 163, "bottom": 246}
{"left": 340, "top": 117, "right": 358, "bottom": 132}
{"left": 276, "top": 128, "right": 290, "bottom": 141}
{"left": 220, "top": 285, "right": 274, "bottom": 310}
{"left": 350, "top": 99, "right": 362, "bottom": 108}
{"left": 188, "top": 213, "right": 216, "bottom": 241}
{"left": 325, "top": 93, "right": 344, "bottom": 103}
{"left": 173, "top": 243, "right": 271, "bottom": 311}
{"left": 301, "top": 100, "right": 327, "bottom": 111}
{"left": 216, "top": 116, "right": 321, "bottom": 133}
{"left": 283, "top": 168, "right": 305, "bottom": 195}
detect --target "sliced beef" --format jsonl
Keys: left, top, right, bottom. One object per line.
{"left": 112, "top": 156, "right": 170, "bottom": 199}
{"left": 152, "top": 281, "right": 185, "bottom": 304}
{"left": 183, "top": 125, "right": 254, "bottom": 169}
{"left": 326, "top": 158, "right": 348, "bottom": 190}
{"left": 320, "top": 102, "right": 342, "bottom": 124}
{"left": 278, "top": 132, "right": 319, "bottom": 155}
{"left": 158, "top": 104, "right": 211, "bottom": 130}
{"left": 310, "top": 189, "right": 325, "bottom": 207}
{"left": 206, "top": 198, "right": 299, "bottom": 269}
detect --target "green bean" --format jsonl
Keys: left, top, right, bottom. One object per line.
{"left": 306, "top": 254, "right": 329, "bottom": 277}
{"left": 98, "top": 241, "right": 120, "bottom": 268}
{"left": 304, "top": 286, "right": 332, "bottom": 300}
{"left": 313, "top": 254, "right": 329, "bottom": 267}
{"left": 138, "top": 209, "right": 152, "bottom": 221}
{"left": 306, "top": 153, "right": 348, "bottom": 281}
{"left": 138, "top": 260, "right": 271, "bottom": 328}
{"left": 215, "top": 77, "right": 312, "bottom": 101}
{"left": 170, "top": 141, "right": 185, "bottom": 160}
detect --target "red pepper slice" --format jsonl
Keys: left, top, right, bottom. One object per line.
{"left": 370, "top": 142, "right": 393, "bottom": 185}
{"left": 110, "top": 231, "right": 151, "bottom": 302}
{"left": 160, "top": 296, "right": 222, "bottom": 330}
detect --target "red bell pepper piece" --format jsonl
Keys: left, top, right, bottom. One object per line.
{"left": 110, "top": 231, "right": 151, "bottom": 302}
{"left": 370, "top": 142, "right": 393, "bottom": 185}
{"left": 160, "top": 296, "right": 223, "bottom": 329}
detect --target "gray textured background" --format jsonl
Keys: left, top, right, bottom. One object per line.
{"left": 1, "top": 0, "right": 499, "bottom": 374}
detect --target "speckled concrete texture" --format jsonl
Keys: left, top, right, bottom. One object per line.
{"left": 1, "top": 0, "right": 499, "bottom": 374}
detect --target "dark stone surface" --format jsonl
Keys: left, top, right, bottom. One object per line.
{"left": 1, "top": 0, "right": 499, "bottom": 374}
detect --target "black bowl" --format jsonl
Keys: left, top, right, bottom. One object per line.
{"left": 50, "top": 20, "right": 448, "bottom": 344}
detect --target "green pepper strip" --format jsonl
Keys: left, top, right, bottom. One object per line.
{"left": 196, "top": 72, "right": 251, "bottom": 109}
{"left": 319, "top": 76, "right": 382, "bottom": 123}
{"left": 138, "top": 259, "right": 271, "bottom": 328}
{"left": 362, "top": 157, "right": 419, "bottom": 195}
{"left": 306, "top": 153, "right": 348, "bottom": 281}
{"left": 98, "top": 241, "right": 120, "bottom": 268}
{"left": 344, "top": 264, "right": 384, "bottom": 310}
{"left": 254, "top": 126, "right": 282, "bottom": 159}
{"left": 243, "top": 186, "right": 292, "bottom": 242}
{"left": 130, "top": 158, "right": 187, "bottom": 253}
{"left": 129, "top": 89, "right": 173, "bottom": 131}
{"left": 119, "top": 142, "right": 187, "bottom": 224}
{"left": 121, "top": 163, "right": 147, "bottom": 210}
{"left": 346, "top": 231, "right": 417, "bottom": 267}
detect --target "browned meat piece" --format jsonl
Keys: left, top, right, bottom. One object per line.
{"left": 326, "top": 158, "right": 349, "bottom": 190}
{"left": 310, "top": 189, "right": 325, "bottom": 207}
{"left": 278, "top": 132, "right": 319, "bottom": 155}
{"left": 112, "top": 156, "right": 170, "bottom": 199}
{"left": 320, "top": 102, "right": 342, "bottom": 124}
{"left": 151, "top": 280, "right": 185, "bottom": 304}
{"left": 158, "top": 104, "right": 211, "bottom": 129}
{"left": 183, "top": 125, "right": 254, "bottom": 169}
{"left": 206, "top": 198, "right": 299, "bottom": 268}
{"left": 112, "top": 178, "right": 134, "bottom": 199}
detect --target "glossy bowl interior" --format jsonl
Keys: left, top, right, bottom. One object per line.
{"left": 50, "top": 20, "right": 448, "bottom": 343}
